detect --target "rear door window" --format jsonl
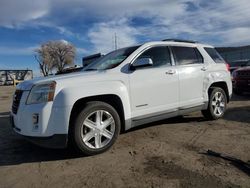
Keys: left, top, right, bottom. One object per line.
{"left": 171, "top": 46, "right": 203, "bottom": 65}
{"left": 204, "top": 47, "right": 225, "bottom": 63}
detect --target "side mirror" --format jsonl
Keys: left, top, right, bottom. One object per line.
{"left": 131, "top": 58, "right": 153, "bottom": 70}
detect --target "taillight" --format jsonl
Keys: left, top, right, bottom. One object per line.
{"left": 226, "top": 63, "right": 230, "bottom": 72}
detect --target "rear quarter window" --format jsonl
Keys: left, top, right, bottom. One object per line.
{"left": 204, "top": 47, "right": 225, "bottom": 63}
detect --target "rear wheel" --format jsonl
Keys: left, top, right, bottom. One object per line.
{"left": 71, "top": 101, "right": 121, "bottom": 155}
{"left": 202, "top": 87, "right": 227, "bottom": 120}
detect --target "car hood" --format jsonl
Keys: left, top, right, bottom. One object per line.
{"left": 16, "top": 71, "right": 109, "bottom": 90}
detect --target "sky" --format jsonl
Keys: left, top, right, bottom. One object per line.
{"left": 0, "top": 0, "right": 250, "bottom": 76}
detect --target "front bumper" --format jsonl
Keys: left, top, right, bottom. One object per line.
{"left": 10, "top": 90, "right": 72, "bottom": 148}
{"left": 10, "top": 114, "right": 68, "bottom": 148}
{"left": 10, "top": 115, "right": 68, "bottom": 148}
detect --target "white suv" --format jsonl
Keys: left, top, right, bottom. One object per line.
{"left": 11, "top": 39, "right": 232, "bottom": 155}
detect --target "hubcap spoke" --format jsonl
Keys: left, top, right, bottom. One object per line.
{"left": 217, "top": 107, "right": 222, "bottom": 115}
{"left": 218, "top": 94, "right": 223, "bottom": 102}
{"left": 83, "top": 131, "right": 95, "bottom": 142}
{"left": 95, "top": 133, "right": 102, "bottom": 148}
{"left": 215, "top": 92, "right": 219, "bottom": 101}
{"left": 96, "top": 110, "right": 103, "bottom": 126}
{"left": 84, "top": 119, "right": 96, "bottom": 130}
{"left": 102, "top": 117, "right": 114, "bottom": 129}
{"left": 211, "top": 101, "right": 217, "bottom": 106}
{"left": 102, "top": 129, "right": 113, "bottom": 139}
{"left": 220, "top": 102, "right": 225, "bottom": 107}
{"left": 214, "top": 107, "right": 218, "bottom": 115}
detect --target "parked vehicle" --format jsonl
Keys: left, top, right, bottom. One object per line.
{"left": 232, "top": 65, "right": 250, "bottom": 95}
{"left": 228, "top": 59, "right": 250, "bottom": 73}
{"left": 10, "top": 39, "right": 232, "bottom": 155}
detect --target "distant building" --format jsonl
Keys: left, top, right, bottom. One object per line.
{"left": 216, "top": 45, "right": 250, "bottom": 63}
{"left": 0, "top": 70, "right": 33, "bottom": 86}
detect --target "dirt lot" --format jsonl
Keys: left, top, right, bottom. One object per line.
{"left": 0, "top": 86, "right": 249, "bottom": 188}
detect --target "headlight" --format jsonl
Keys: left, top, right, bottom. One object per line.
{"left": 26, "top": 81, "right": 56, "bottom": 105}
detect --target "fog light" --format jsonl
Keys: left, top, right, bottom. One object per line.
{"left": 32, "top": 114, "right": 39, "bottom": 124}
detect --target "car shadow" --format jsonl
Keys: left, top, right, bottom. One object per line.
{"left": 126, "top": 115, "right": 207, "bottom": 133}
{"left": 0, "top": 113, "right": 85, "bottom": 167}
{"left": 223, "top": 106, "right": 250, "bottom": 124}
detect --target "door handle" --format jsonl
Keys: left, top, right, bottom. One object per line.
{"left": 201, "top": 67, "right": 207, "bottom": 71}
{"left": 165, "top": 70, "right": 176, "bottom": 75}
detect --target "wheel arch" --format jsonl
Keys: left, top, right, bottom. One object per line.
{"left": 208, "top": 81, "right": 230, "bottom": 103}
{"left": 69, "top": 94, "right": 126, "bottom": 134}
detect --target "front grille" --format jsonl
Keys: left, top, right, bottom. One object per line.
{"left": 12, "top": 90, "right": 23, "bottom": 114}
{"left": 237, "top": 71, "right": 250, "bottom": 78}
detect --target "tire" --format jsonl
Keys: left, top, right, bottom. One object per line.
{"left": 202, "top": 87, "right": 227, "bottom": 120}
{"left": 71, "top": 101, "right": 121, "bottom": 155}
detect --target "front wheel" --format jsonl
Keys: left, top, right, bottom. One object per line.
{"left": 202, "top": 87, "right": 227, "bottom": 120}
{"left": 71, "top": 101, "right": 121, "bottom": 155}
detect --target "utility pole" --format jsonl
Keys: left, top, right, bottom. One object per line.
{"left": 114, "top": 33, "right": 117, "bottom": 50}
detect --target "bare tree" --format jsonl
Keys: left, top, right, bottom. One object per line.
{"left": 35, "top": 44, "right": 52, "bottom": 76}
{"left": 35, "top": 40, "right": 76, "bottom": 76}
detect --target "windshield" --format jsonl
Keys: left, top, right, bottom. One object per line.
{"left": 83, "top": 46, "right": 140, "bottom": 71}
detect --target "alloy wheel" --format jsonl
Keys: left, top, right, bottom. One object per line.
{"left": 211, "top": 91, "right": 226, "bottom": 116}
{"left": 80, "top": 110, "right": 115, "bottom": 149}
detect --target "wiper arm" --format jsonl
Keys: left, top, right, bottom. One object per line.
{"left": 84, "top": 68, "right": 97, "bottom": 71}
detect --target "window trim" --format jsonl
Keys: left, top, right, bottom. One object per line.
{"left": 170, "top": 46, "right": 204, "bottom": 66}
{"left": 129, "top": 45, "right": 173, "bottom": 70}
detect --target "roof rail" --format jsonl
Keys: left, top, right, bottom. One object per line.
{"left": 162, "top": 39, "right": 197, "bottom": 43}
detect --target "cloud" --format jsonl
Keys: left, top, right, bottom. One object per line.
{"left": 77, "top": 47, "right": 89, "bottom": 54}
{"left": 84, "top": 0, "right": 250, "bottom": 50}
{"left": 0, "top": 0, "right": 49, "bottom": 28}
{"left": 0, "top": 0, "right": 250, "bottom": 50}
{"left": 219, "top": 27, "right": 250, "bottom": 46}
{"left": 88, "top": 19, "right": 138, "bottom": 53}
{"left": 0, "top": 46, "right": 38, "bottom": 55}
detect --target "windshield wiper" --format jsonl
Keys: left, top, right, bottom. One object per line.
{"left": 84, "top": 68, "right": 98, "bottom": 71}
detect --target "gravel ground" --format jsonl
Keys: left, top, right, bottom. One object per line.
{"left": 0, "top": 86, "right": 249, "bottom": 188}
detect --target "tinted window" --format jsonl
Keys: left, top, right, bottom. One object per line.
{"left": 172, "top": 46, "right": 203, "bottom": 65}
{"left": 204, "top": 47, "right": 225, "bottom": 63}
{"left": 136, "top": 46, "right": 171, "bottom": 67}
